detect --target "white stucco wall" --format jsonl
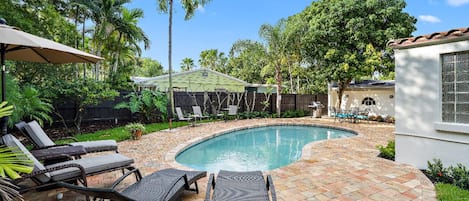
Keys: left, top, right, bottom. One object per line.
{"left": 394, "top": 40, "right": 469, "bottom": 169}
{"left": 328, "top": 89, "right": 395, "bottom": 116}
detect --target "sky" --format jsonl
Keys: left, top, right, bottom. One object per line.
{"left": 126, "top": 0, "right": 469, "bottom": 71}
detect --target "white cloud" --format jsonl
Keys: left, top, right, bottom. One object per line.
{"left": 196, "top": 5, "right": 205, "bottom": 13}
{"left": 448, "top": 0, "right": 469, "bottom": 6}
{"left": 418, "top": 15, "right": 441, "bottom": 23}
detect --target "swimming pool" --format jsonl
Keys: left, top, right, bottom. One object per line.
{"left": 175, "top": 125, "right": 356, "bottom": 172}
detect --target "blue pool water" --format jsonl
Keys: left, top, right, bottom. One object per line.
{"left": 175, "top": 125, "right": 355, "bottom": 172}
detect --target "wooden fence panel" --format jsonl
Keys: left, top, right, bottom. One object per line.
{"left": 54, "top": 91, "right": 326, "bottom": 124}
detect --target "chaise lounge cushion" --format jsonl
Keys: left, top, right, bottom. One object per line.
{"left": 69, "top": 140, "right": 118, "bottom": 153}
{"left": 2, "top": 134, "right": 51, "bottom": 183}
{"left": 47, "top": 154, "right": 134, "bottom": 181}
{"left": 24, "top": 121, "right": 55, "bottom": 147}
{"left": 24, "top": 120, "right": 118, "bottom": 153}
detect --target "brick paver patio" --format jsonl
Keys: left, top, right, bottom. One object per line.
{"left": 23, "top": 117, "right": 435, "bottom": 200}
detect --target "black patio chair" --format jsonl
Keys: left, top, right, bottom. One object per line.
{"left": 15, "top": 120, "right": 118, "bottom": 153}
{"left": 1, "top": 134, "right": 135, "bottom": 194}
{"left": 205, "top": 170, "right": 277, "bottom": 201}
{"left": 58, "top": 168, "right": 207, "bottom": 201}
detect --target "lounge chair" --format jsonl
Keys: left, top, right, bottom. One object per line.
{"left": 15, "top": 121, "right": 118, "bottom": 153}
{"left": 192, "top": 106, "right": 209, "bottom": 119}
{"left": 205, "top": 170, "right": 277, "bottom": 201}
{"left": 175, "top": 107, "right": 193, "bottom": 122}
{"left": 1, "top": 134, "right": 135, "bottom": 193}
{"left": 226, "top": 105, "right": 238, "bottom": 120}
{"left": 58, "top": 168, "right": 207, "bottom": 201}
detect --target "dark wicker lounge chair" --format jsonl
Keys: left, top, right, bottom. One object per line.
{"left": 205, "top": 170, "right": 277, "bottom": 201}
{"left": 1, "top": 134, "right": 135, "bottom": 193}
{"left": 58, "top": 168, "right": 207, "bottom": 201}
{"left": 15, "top": 121, "right": 118, "bottom": 153}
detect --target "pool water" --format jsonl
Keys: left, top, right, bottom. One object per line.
{"left": 175, "top": 125, "right": 355, "bottom": 172}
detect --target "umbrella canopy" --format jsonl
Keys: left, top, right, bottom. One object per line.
{"left": 0, "top": 21, "right": 103, "bottom": 134}
{"left": 0, "top": 24, "right": 102, "bottom": 64}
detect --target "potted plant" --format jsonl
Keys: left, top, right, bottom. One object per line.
{"left": 125, "top": 123, "right": 145, "bottom": 140}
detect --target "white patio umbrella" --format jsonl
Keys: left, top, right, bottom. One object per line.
{"left": 0, "top": 20, "right": 103, "bottom": 134}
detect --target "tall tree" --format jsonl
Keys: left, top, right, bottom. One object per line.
{"left": 228, "top": 40, "right": 267, "bottom": 84}
{"left": 111, "top": 7, "right": 150, "bottom": 75}
{"left": 297, "top": 0, "right": 416, "bottom": 108}
{"left": 199, "top": 49, "right": 227, "bottom": 73}
{"left": 180, "top": 57, "right": 195, "bottom": 71}
{"left": 259, "top": 19, "right": 290, "bottom": 116}
{"left": 156, "top": 0, "right": 212, "bottom": 116}
{"left": 134, "top": 57, "right": 164, "bottom": 77}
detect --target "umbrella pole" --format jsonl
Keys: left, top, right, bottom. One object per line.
{"left": 1, "top": 44, "right": 7, "bottom": 135}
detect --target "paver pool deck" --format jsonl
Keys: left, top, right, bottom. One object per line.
{"left": 24, "top": 117, "right": 435, "bottom": 200}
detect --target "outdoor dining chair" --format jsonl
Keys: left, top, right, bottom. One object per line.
{"left": 192, "top": 106, "right": 209, "bottom": 119}
{"left": 226, "top": 105, "right": 238, "bottom": 120}
{"left": 205, "top": 170, "right": 277, "bottom": 201}
{"left": 58, "top": 168, "right": 207, "bottom": 201}
{"left": 1, "top": 134, "right": 136, "bottom": 193}
{"left": 15, "top": 121, "right": 118, "bottom": 153}
{"left": 175, "top": 107, "right": 193, "bottom": 122}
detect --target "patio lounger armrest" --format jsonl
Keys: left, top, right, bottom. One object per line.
{"left": 161, "top": 174, "right": 189, "bottom": 201}
{"left": 205, "top": 173, "right": 215, "bottom": 201}
{"left": 267, "top": 175, "right": 277, "bottom": 201}
{"left": 110, "top": 168, "right": 143, "bottom": 189}
{"left": 57, "top": 182, "right": 129, "bottom": 201}
{"left": 33, "top": 144, "right": 73, "bottom": 150}
{"left": 17, "top": 163, "right": 86, "bottom": 183}
{"left": 58, "top": 136, "right": 79, "bottom": 142}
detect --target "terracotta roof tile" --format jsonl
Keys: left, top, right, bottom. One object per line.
{"left": 388, "top": 27, "right": 469, "bottom": 49}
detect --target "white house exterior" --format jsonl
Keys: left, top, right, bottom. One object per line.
{"left": 328, "top": 80, "right": 395, "bottom": 117}
{"left": 389, "top": 28, "right": 469, "bottom": 169}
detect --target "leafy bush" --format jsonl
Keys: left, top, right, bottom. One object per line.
{"left": 448, "top": 164, "right": 469, "bottom": 189}
{"left": 376, "top": 140, "right": 395, "bottom": 160}
{"left": 280, "top": 110, "right": 308, "bottom": 118}
{"left": 427, "top": 159, "right": 451, "bottom": 183}
{"left": 115, "top": 89, "right": 168, "bottom": 123}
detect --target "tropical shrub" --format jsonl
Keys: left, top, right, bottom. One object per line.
{"left": 427, "top": 159, "right": 451, "bottom": 183}
{"left": 376, "top": 140, "right": 395, "bottom": 160}
{"left": 0, "top": 75, "right": 52, "bottom": 127}
{"left": 449, "top": 163, "right": 469, "bottom": 189}
{"left": 9, "top": 86, "right": 53, "bottom": 127}
{"left": 115, "top": 89, "right": 168, "bottom": 123}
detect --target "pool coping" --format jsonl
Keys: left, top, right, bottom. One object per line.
{"left": 165, "top": 122, "right": 362, "bottom": 173}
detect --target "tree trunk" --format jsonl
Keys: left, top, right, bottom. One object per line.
{"left": 82, "top": 15, "right": 86, "bottom": 79}
{"left": 336, "top": 79, "right": 351, "bottom": 111}
{"left": 112, "top": 33, "right": 123, "bottom": 74}
{"left": 276, "top": 65, "right": 282, "bottom": 116}
{"left": 168, "top": 0, "right": 175, "bottom": 118}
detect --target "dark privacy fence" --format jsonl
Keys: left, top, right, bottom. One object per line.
{"left": 54, "top": 91, "right": 327, "bottom": 123}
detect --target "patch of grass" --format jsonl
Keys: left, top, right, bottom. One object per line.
{"left": 56, "top": 121, "right": 194, "bottom": 144}
{"left": 436, "top": 183, "right": 469, "bottom": 201}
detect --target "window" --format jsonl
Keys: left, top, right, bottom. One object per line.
{"left": 442, "top": 52, "right": 469, "bottom": 123}
{"left": 362, "top": 97, "right": 376, "bottom": 106}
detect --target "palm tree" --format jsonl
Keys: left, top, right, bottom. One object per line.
{"left": 80, "top": 0, "right": 131, "bottom": 80}
{"left": 180, "top": 57, "right": 195, "bottom": 71}
{"left": 156, "top": 0, "right": 212, "bottom": 116}
{"left": 110, "top": 7, "right": 150, "bottom": 78}
{"left": 259, "top": 19, "right": 289, "bottom": 116}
